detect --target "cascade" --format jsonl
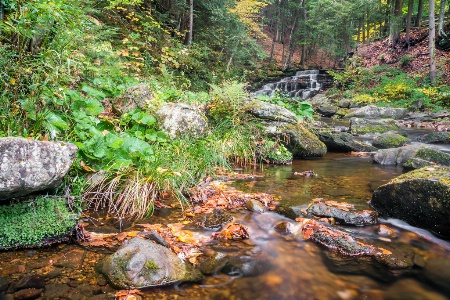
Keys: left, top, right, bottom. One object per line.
{"left": 253, "top": 69, "right": 330, "bottom": 100}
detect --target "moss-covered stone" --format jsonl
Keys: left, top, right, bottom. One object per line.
{"left": 372, "top": 133, "right": 410, "bottom": 149}
{"left": 0, "top": 197, "right": 78, "bottom": 250}
{"left": 319, "top": 132, "right": 377, "bottom": 152}
{"left": 373, "top": 144, "right": 450, "bottom": 168}
{"left": 371, "top": 166, "right": 450, "bottom": 238}
{"left": 350, "top": 118, "right": 399, "bottom": 134}
{"left": 279, "top": 122, "right": 327, "bottom": 158}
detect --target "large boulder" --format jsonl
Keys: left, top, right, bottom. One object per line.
{"left": 373, "top": 144, "right": 450, "bottom": 168}
{"left": 0, "top": 137, "right": 77, "bottom": 200}
{"left": 100, "top": 237, "right": 202, "bottom": 289}
{"left": 350, "top": 117, "right": 399, "bottom": 134}
{"left": 156, "top": 103, "right": 209, "bottom": 139}
{"left": 345, "top": 105, "right": 407, "bottom": 120}
{"left": 415, "top": 131, "right": 450, "bottom": 144}
{"left": 110, "top": 84, "right": 153, "bottom": 115}
{"left": 371, "top": 166, "right": 450, "bottom": 238}
{"left": 247, "top": 100, "right": 326, "bottom": 158}
{"left": 318, "top": 132, "right": 377, "bottom": 152}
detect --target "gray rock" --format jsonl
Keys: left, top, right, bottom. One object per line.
{"left": 100, "top": 238, "right": 202, "bottom": 289}
{"left": 111, "top": 84, "right": 153, "bottom": 115}
{"left": 308, "top": 93, "right": 333, "bottom": 107}
{"left": 345, "top": 105, "right": 407, "bottom": 120}
{"left": 220, "top": 255, "right": 272, "bottom": 277}
{"left": 315, "top": 105, "right": 338, "bottom": 117}
{"left": 371, "top": 166, "right": 450, "bottom": 238}
{"left": 248, "top": 100, "right": 326, "bottom": 158}
{"left": 156, "top": 103, "right": 208, "bottom": 139}
{"left": 350, "top": 118, "right": 399, "bottom": 134}
{"left": 246, "top": 100, "right": 298, "bottom": 124}
{"left": 415, "top": 131, "right": 450, "bottom": 144}
{"left": 337, "top": 99, "right": 351, "bottom": 108}
{"left": 319, "top": 132, "right": 377, "bottom": 152}
{"left": 199, "top": 252, "right": 230, "bottom": 275}
{"left": 373, "top": 144, "right": 450, "bottom": 168}
{"left": 305, "top": 199, "right": 378, "bottom": 226}
{"left": 0, "top": 138, "right": 77, "bottom": 200}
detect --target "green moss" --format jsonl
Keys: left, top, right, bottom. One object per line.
{"left": 259, "top": 141, "right": 293, "bottom": 164}
{"left": 390, "top": 166, "right": 450, "bottom": 186}
{"left": 372, "top": 133, "right": 409, "bottom": 149}
{"left": 144, "top": 260, "right": 160, "bottom": 270}
{"left": 0, "top": 197, "right": 78, "bottom": 249}
{"left": 414, "top": 148, "right": 450, "bottom": 166}
{"left": 352, "top": 124, "right": 398, "bottom": 134}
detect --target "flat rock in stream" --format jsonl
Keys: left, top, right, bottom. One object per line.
{"left": 371, "top": 166, "right": 450, "bottom": 238}
{"left": 344, "top": 105, "right": 407, "bottom": 120}
{"left": 100, "top": 237, "right": 202, "bottom": 289}
{"left": 318, "top": 132, "right": 377, "bottom": 152}
{"left": 350, "top": 118, "right": 400, "bottom": 135}
{"left": 0, "top": 137, "right": 77, "bottom": 200}
{"left": 305, "top": 199, "right": 378, "bottom": 226}
{"left": 373, "top": 144, "right": 450, "bottom": 168}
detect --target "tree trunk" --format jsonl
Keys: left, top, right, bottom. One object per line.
{"left": 389, "top": 0, "right": 403, "bottom": 46}
{"left": 416, "top": 0, "right": 424, "bottom": 27}
{"left": 438, "top": 0, "right": 447, "bottom": 35}
{"left": 0, "top": 1, "right": 4, "bottom": 21}
{"left": 405, "top": 0, "right": 414, "bottom": 46}
{"left": 429, "top": 0, "right": 436, "bottom": 83}
{"left": 185, "top": 0, "right": 193, "bottom": 46}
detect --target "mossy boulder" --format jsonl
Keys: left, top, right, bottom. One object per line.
{"left": 0, "top": 197, "right": 78, "bottom": 250}
{"left": 415, "top": 132, "right": 450, "bottom": 144}
{"left": 315, "top": 105, "right": 338, "bottom": 117}
{"left": 371, "top": 166, "right": 450, "bottom": 238}
{"left": 372, "top": 133, "right": 410, "bottom": 149}
{"left": 373, "top": 144, "right": 450, "bottom": 168}
{"left": 100, "top": 238, "right": 202, "bottom": 289}
{"left": 350, "top": 118, "right": 399, "bottom": 134}
{"left": 319, "top": 132, "right": 377, "bottom": 152}
{"left": 247, "top": 100, "right": 326, "bottom": 158}
{"left": 111, "top": 83, "right": 153, "bottom": 115}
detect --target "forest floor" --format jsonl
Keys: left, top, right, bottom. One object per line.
{"left": 259, "top": 27, "right": 450, "bottom": 84}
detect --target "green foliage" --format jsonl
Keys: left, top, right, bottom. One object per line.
{"left": 255, "top": 92, "right": 314, "bottom": 120}
{"left": 0, "top": 197, "right": 78, "bottom": 249}
{"left": 258, "top": 140, "right": 293, "bottom": 165}
{"left": 208, "top": 81, "right": 248, "bottom": 125}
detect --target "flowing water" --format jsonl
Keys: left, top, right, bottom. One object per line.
{"left": 1, "top": 153, "right": 450, "bottom": 300}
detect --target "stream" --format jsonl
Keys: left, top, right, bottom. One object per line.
{"left": 1, "top": 153, "right": 450, "bottom": 300}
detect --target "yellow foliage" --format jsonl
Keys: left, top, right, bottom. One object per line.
{"left": 353, "top": 94, "right": 379, "bottom": 104}
{"left": 381, "top": 83, "right": 410, "bottom": 101}
{"left": 228, "top": 0, "right": 269, "bottom": 37}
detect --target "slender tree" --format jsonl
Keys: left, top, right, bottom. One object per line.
{"left": 405, "top": 0, "right": 414, "bottom": 46}
{"left": 415, "top": 0, "right": 424, "bottom": 27}
{"left": 438, "top": 0, "right": 447, "bottom": 35}
{"left": 429, "top": 0, "right": 436, "bottom": 83}
{"left": 186, "top": 0, "right": 193, "bottom": 46}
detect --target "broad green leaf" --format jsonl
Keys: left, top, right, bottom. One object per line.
{"left": 45, "top": 112, "right": 69, "bottom": 130}
{"left": 82, "top": 85, "right": 106, "bottom": 100}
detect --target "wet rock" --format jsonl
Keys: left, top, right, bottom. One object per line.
{"left": 384, "top": 278, "right": 447, "bottom": 300}
{"left": 142, "top": 230, "right": 170, "bottom": 248}
{"left": 110, "top": 83, "right": 153, "bottom": 115}
{"left": 13, "top": 288, "right": 43, "bottom": 300}
{"left": 305, "top": 199, "right": 378, "bottom": 226}
{"left": 345, "top": 105, "right": 407, "bottom": 120}
{"left": 273, "top": 221, "right": 300, "bottom": 234}
{"left": 194, "top": 208, "right": 233, "bottom": 230}
{"left": 0, "top": 277, "right": 9, "bottom": 292}
{"left": 377, "top": 224, "right": 396, "bottom": 238}
{"left": 221, "top": 255, "right": 272, "bottom": 277}
{"left": 318, "top": 132, "right": 377, "bottom": 152}
{"left": 247, "top": 100, "right": 327, "bottom": 158}
{"left": 316, "top": 105, "right": 339, "bottom": 117}
{"left": 372, "top": 133, "right": 410, "bottom": 149}
{"left": 415, "top": 131, "right": 450, "bottom": 144}
{"left": 308, "top": 93, "right": 333, "bottom": 107}
{"left": 100, "top": 238, "right": 202, "bottom": 289}
{"left": 43, "top": 268, "right": 62, "bottom": 279}
{"left": 54, "top": 247, "right": 86, "bottom": 269}
{"left": 300, "top": 219, "right": 376, "bottom": 256}
{"left": 0, "top": 137, "right": 77, "bottom": 200}
{"left": 322, "top": 242, "right": 416, "bottom": 282}
{"left": 156, "top": 102, "right": 208, "bottom": 139}
{"left": 7, "top": 275, "right": 45, "bottom": 293}
{"left": 350, "top": 118, "right": 399, "bottom": 135}
{"left": 373, "top": 144, "right": 450, "bottom": 168}
{"left": 245, "top": 199, "right": 266, "bottom": 213}
{"left": 337, "top": 99, "right": 351, "bottom": 108}
{"left": 371, "top": 166, "right": 450, "bottom": 238}
{"left": 275, "top": 204, "right": 302, "bottom": 220}
{"left": 199, "top": 252, "right": 230, "bottom": 275}
{"left": 423, "top": 257, "right": 450, "bottom": 294}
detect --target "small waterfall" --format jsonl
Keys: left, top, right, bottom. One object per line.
{"left": 253, "top": 69, "right": 324, "bottom": 100}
